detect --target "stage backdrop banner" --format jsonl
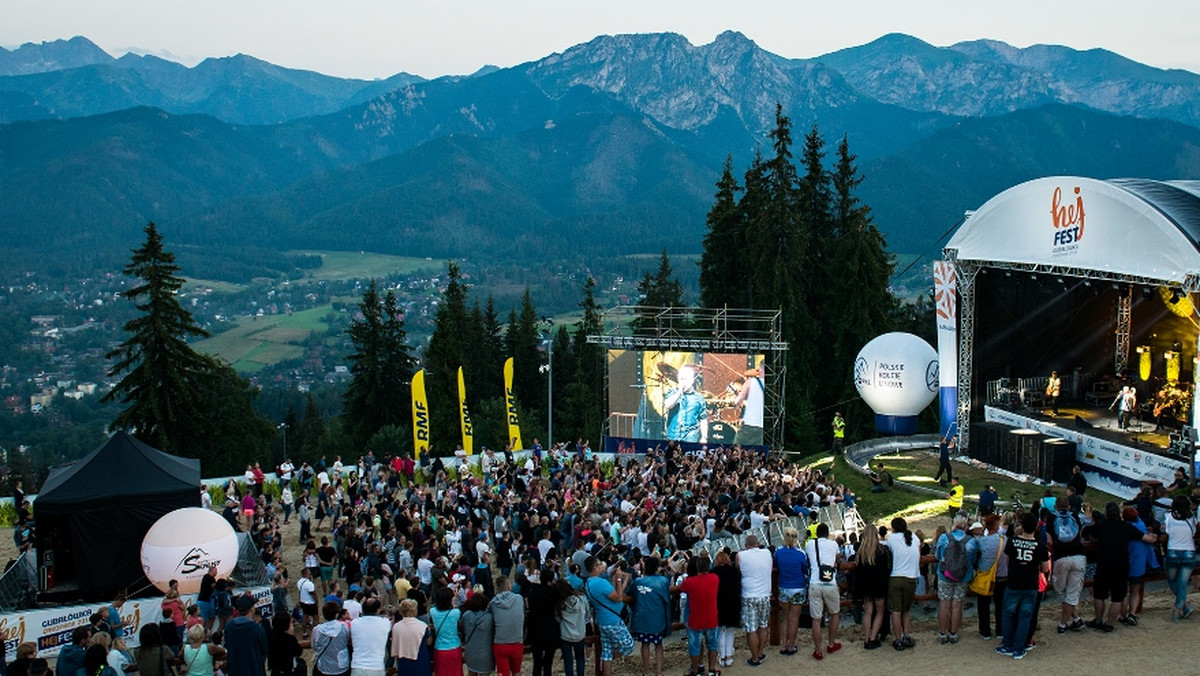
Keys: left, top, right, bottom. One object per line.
{"left": 457, "top": 367, "right": 474, "bottom": 456}
{"left": 984, "top": 406, "right": 1181, "bottom": 492}
{"left": 933, "top": 261, "right": 959, "bottom": 439}
{"left": 0, "top": 586, "right": 270, "bottom": 661}
{"left": 504, "top": 358, "right": 524, "bottom": 450}
{"left": 411, "top": 369, "right": 430, "bottom": 460}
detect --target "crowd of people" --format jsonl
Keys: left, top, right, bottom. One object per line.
{"left": 37, "top": 440, "right": 1200, "bottom": 676}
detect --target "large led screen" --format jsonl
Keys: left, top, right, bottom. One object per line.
{"left": 606, "top": 350, "right": 766, "bottom": 448}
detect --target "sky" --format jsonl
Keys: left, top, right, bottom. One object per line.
{"left": 4, "top": 0, "right": 1199, "bottom": 80}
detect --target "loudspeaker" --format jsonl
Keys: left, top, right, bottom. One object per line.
{"left": 1045, "top": 438, "right": 1077, "bottom": 484}
{"left": 1075, "top": 415, "right": 1093, "bottom": 429}
{"left": 1019, "top": 433, "right": 1045, "bottom": 476}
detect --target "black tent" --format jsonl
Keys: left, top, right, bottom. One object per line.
{"left": 35, "top": 431, "right": 200, "bottom": 601}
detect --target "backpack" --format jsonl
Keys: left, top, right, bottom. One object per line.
{"left": 1052, "top": 511, "right": 1080, "bottom": 544}
{"left": 941, "top": 533, "right": 970, "bottom": 582}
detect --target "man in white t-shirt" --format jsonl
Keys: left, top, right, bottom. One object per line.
{"left": 349, "top": 598, "right": 391, "bottom": 676}
{"left": 296, "top": 567, "right": 317, "bottom": 638}
{"left": 343, "top": 591, "right": 363, "bottom": 620}
{"left": 886, "top": 518, "right": 922, "bottom": 651}
{"left": 805, "top": 523, "right": 843, "bottom": 659}
{"left": 737, "top": 535, "right": 773, "bottom": 666}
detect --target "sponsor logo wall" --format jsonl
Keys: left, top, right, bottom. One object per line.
{"left": 984, "top": 406, "right": 1179, "bottom": 488}
{"left": 2, "top": 586, "right": 270, "bottom": 661}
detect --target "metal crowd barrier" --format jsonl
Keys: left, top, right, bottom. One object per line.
{"left": 691, "top": 503, "right": 857, "bottom": 557}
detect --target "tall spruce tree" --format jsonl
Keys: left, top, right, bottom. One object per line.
{"left": 104, "top": 222, "right": 271, "bottom": 471}
{"left": 504, "top": 289, "right": 546, "bottom": 429}
{"left": 104, "top": 222, "right": 213, "bottom": 453}
{"left": 633, "top": 250, "right": 685, "bottom": 332}
{"left": 298, "top": 392, "right": 326, "bottom": 462}
{"left": 829, "top": 135, "right": 895, "bottom": 407}
{"left": 424, "top": 262, "right": 473, "bottom": 454}
{"left": 699, "top": 156, "right": 745, "bottom": 309}
{"left": 342, "top": 281, "right": 415, "bottom": 452}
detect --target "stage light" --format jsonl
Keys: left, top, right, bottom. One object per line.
{"left": 1137, "top": 345, "right": 1151, "bottom": 381}
{"left": 1165, "top": 350, "right": 1181, "bottom": 383}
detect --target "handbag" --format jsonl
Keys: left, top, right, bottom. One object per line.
{"left": 814, "top": 540, "right": 836, "bottom": 583}
{"left": 969, "top": 535, "right": 1003, "bottom": 596}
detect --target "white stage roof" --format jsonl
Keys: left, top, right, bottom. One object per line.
{"left": 945, "top": 176, "right": 1200, "bottom": 287}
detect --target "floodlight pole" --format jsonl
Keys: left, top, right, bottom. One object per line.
{"left": 541, "top": 325, "right": 554, "bottom": 446}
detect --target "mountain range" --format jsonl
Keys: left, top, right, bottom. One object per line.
{"left": 2, "top": 32, "right": 1199, "bottom": 271}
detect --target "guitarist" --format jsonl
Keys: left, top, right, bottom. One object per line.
{"left": 1045, "top": 370, "right": 1062, "bottom": 416}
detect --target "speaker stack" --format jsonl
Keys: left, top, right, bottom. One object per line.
{"left": 1044, "top": 438, "right": 1077, "bottom": 483}
{"left": 970, "top": 422, "right": 1011, "bottom": 465}
{"left": 1007, "top": 429, "right": 1045, "bottom": 475}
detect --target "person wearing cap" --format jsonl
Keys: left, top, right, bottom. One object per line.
{"left": 224, "top": 595, "right": 268, "bottom": 676}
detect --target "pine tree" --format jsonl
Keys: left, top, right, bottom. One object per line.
{"left": 829, "top": 135, "right": 895, "bottom": 405}
{"left": 504, "top": 289, "right": 546, "bottom": 430}
{"left": 699, "top": 155, "right": 745, "bottom": 309}
{"left": 738, "top": 149, "right": 768, "bottom": 309}
{"left": 342, "top": 281, "right": 415, "bottom": 452}
{"left": 104, "top": 222, "right": 216, "bottom": 454}
{"left": 104, "top": 222, "right": 272, "bottom": 472}
{"left": 633, "top": 250, "right": 685, "bottom": 332}
{"left": 424, "top": 262, "right": 474, "bottom": 454}
{"left": 298, "top": 393, "right": 326, "bottom": 462}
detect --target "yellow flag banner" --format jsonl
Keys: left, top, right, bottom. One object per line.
{"left": 503, "top": 357, "right": 524, "bottom": 450}
{"left": 457, "top": 366, "right": 474, "bottom": 455}
{"left": 411, "top": 369, "right": 430, "bottom": 460}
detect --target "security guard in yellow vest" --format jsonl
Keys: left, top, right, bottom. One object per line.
{"left": 831, "top": 412, "right": 846, "bottom": 454}
{"left": 947, "top": 477, "right": 965, "bottom": 517}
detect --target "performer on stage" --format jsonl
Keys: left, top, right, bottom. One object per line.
{"left": 1110, "top": 385, "right": 1136, "bottom": 431}
{"left": 664, "top": 364, "right": 707, "bottom": 443}
{"left": 733, "top": 365, "right": 765, "bottom": 446}
{"left": 1046, "top": 370, "right": 1062, "bottom": 416}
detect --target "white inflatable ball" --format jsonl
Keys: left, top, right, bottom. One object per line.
{"left": 141, "top": 507, "right": 238, "bottom": 594}
{"left": 854, "top": 332, "right": 938, "bottom": 434}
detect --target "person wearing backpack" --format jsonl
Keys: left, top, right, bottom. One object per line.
{"left": 935, "top": 515, "right": 979, "bottom": 644}
{"left": 1046, "top": 497, "right": 1087, "bottom": 633}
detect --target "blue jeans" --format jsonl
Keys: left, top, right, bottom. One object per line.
{"left": 1165, "top": 550, "right": 1197, "bottom": 610}
{"left": 561, "top": 639, "right": 585, "bottom": 676}
{"left": 1001, "top": 588, "right": 1037, "bottom": 653}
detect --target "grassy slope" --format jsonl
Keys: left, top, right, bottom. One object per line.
{"left": 801, "top": 451, "right": 1121, "bottom": 526}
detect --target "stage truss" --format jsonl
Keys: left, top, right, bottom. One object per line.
{"left": 946, "top": 253, "right": 1196, "bottom": 452}
{"left": 587, "top": 306, "right": 789, "bottom": 451}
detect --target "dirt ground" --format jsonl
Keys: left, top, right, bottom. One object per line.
{"left": 16, "top": 503, "right": 1200, "bottom": 675}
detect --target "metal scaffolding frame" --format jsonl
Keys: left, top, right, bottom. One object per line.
{"left": 1115, "top": 287, "right": 1133, "bottom": 375}
{"left": 950, "top": 254, "right": 979, "bottom": 451}
{"left": 587, "top": 306, "right": 789, "bottom": 450}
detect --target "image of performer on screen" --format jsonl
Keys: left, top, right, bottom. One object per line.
{"left": 733, "top": 366, "right": 765, "bottom": 446}
{"left": 664, "top": 364, "right": 707, "bottom": 443}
